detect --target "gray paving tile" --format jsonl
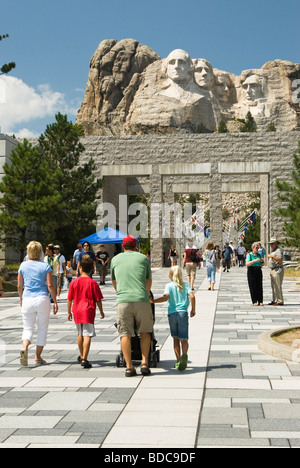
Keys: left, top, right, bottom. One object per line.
{"left": 0, "top": 267, "right": 299, "bottom": 448}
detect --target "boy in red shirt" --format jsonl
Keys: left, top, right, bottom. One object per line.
{"left": 67, "top": 256, "right": 105, "bottom": 368}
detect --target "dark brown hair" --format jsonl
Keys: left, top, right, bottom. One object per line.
{"left": 80, "top": 255, "right": 94, "bottom": 274}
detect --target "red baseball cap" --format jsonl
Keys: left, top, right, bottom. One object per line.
{"left": 123, "top": 235, "right": 137, "bottom": 248}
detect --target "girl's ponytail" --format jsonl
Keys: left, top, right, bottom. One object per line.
{"left": 169, "top": 266, "right": 184, "bottom": 292}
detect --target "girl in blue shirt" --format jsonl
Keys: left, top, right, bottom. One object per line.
{"left": 151, "top": 266, "right": 196, "bottom": 371}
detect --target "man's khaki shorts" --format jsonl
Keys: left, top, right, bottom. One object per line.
{"left": 186, "top": 262, "right": 197, "bottom": 279}
{"left": 117, "top": 302, "right": 154, "bottom": 337}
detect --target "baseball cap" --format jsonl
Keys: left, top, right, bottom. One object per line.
{"left": 54, "top": 245, "right": 60, "bottom": 249}
{"left": 123, "top": 235, "right": 137, "bottom": 248}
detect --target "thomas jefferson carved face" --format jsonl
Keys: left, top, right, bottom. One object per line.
{"left": 166, "top": 49, "right": 193, "bottom": 84}
{"left": 194, "top": 59, "right": 214, "bottom": 89}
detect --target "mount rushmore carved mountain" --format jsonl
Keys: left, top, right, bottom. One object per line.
{"left": 76, "top": 39, "right": 300, "bottom": 135}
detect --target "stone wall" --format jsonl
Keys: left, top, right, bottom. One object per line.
{"left": 79, "top": 131, "right": 300, "bottom": 266}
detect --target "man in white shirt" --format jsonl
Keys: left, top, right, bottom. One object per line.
{"left": 237, "top": 242, "right": 247, "bottom": 267}
{"left": 54, "top": 245, "right": 66, "bottom": 300}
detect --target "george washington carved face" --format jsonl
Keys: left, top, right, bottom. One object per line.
{"left": 165, "top": 49, "right": 193, "bottom": 84}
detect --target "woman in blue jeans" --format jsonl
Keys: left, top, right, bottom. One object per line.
{"left": 205, "top": 241, "right": 218, "bottom": 291}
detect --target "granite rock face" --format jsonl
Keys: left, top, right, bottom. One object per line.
{"left": 77, "top": 39, "right": 300, "bottom": 135}
{"left": 76, "top": 39, "right": 160, "bottom": 136}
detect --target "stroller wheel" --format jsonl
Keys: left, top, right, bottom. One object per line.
{"left": 116, "top": 354, "right": 121, "bottom": 367}
{"left": 151, "top": 354, "right": 158, "bottom": 368}
{"left": 116, "top": 354, "right": 126, "bottom": 368}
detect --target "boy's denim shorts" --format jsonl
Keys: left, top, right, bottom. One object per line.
{"left": 168, "top": 311, "right": 189, "bottom": 341}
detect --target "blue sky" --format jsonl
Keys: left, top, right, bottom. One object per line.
{"left": 0, "top": 0, "right": 299, "bottom": 137}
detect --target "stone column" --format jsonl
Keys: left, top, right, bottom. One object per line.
{"left": 210, "top": 163, "right": 223, "bottom": 246}
{"left": 100, "top": 176, "right": 128, "bottom": 259}
{"left": 164, "top": 179, "right": 176, "bottom": 267}
{"left": 260, "top": 174, "right": 269, "bottom": 249}
{"left": 150, "top": 168, "right": 164, "bottom": 267}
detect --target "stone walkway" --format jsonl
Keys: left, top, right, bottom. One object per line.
{"left": 0, "top": 266, "right": 299, "bottom": 448}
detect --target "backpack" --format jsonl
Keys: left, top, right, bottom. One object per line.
{"left": 191, "top": 250, "right": 199, "bottom": 263}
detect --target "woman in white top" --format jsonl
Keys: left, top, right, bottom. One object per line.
{"left": 18, "top": 241, "right": 58, "bottom": 366}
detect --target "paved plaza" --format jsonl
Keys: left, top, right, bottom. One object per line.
{"left": 0, "top": 266, "right": 299, "bottom": 448}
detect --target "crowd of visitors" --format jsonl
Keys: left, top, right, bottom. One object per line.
{"left": 15, "top": 234, "right": 285, "bottom": 374}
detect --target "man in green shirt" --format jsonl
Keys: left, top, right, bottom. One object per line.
{"left": 111, "top": 235, "right": 153, "bottom": 377}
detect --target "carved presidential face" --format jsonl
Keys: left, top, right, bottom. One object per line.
{"left": 194, "top": 59, "right": 214, "bottom": 89}
{"left": 215, "top": 73, "right": 234, "bottom": 103}
{"left": 243, "top": 75, "right": 264, "bottom": 102}
{"left": 166, "top": 49, "right": 193, "bottom": 84}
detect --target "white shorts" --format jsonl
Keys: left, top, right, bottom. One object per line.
{"left": 76, "top": 323, "right": 96, "bottom": 338}
{"left": 22, "top": 296, "right": 51, "bottom": 347}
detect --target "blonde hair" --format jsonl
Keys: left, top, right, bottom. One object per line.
{"left": 169, "top": 266, "right": 184, "bottom": 292}
{"left": 206, "top": 241, "right": 214, "bottom": 250}
{"left": 27, "top": 241, "right": 43, "bottom": 261}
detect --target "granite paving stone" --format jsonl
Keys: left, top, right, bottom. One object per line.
{"left": 0, "top": 267, "right": 299, "bottom": 448}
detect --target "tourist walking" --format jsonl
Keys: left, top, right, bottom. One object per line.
{"left": 168, "top": 245, "right": 178, "bottom": 267}
{"left": 222, "top": 242, "right": 232, "bottom": 272}
{"left": 204, "top": 241, "right": 218, "bottom": 291}
{"left": 72, "top": 243, "right": 83, "bottom": 271}
{"left": 111, "top": 235, "right": 153, "bottom": 377}
{"left": 237, "top": 242, "right": 247, "bottom": 267}
{"left": 67, "top": 256, "right": 105, "bottom": 369}
{"left": 267, "top": 238, "right": 284, "bottom": 306}
{"left": 54, "top": 245, "right": 66, "bottom": 300}
{"left": 182, "top": 241, "right": 199, "bottom": 291}
{"left": 44, "top": 244, "right": 58, "bottom": 298}
{"left": 151, "top": 266, "right": 195, "bottom": 371}
{"left": 246, "top": 242, "right": 264, "bottom": 306}
{"left": 77, "top": 242, "right": 97, "bottom": 278}
{"left": 96, "top": 245, "right": 110, "bottom": 285}
{"left": 18, "top": 241, "right": 58, "bottom": 366}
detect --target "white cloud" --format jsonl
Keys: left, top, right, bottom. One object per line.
{"left": 0, "top": 75, "right": 77, "bottom": 136}
{"left": 14, "top": 128, "right": 40, "bottom": 139}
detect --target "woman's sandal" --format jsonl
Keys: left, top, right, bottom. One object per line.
{"left": 35, "top": 359, "right": 47, "bottom": 366}
{"left": 20, "top": 350, "right": 28, "bottom": 367}
{"left": 81, "top": 359, "right": 92, "bottom": 369}
{"left": 126, "top": 368, "right": 137, "bottom": 377}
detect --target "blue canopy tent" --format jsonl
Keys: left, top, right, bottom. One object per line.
{"left": 79, "top": 227, "right": 139, "bottom": 245}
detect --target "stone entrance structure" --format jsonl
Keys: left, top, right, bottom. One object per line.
{"left": 0, "top": 132, "right": 299, "bottom": 266}
{"left": 81, "top": 131, "right": 300, "bottom": 267}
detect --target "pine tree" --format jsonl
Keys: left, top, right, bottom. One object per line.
{"left": 238, "top": 112, "right": 256, "bottom": 132}
{"left": 0, "top": 140, "right": 61, "bottom": 261}
{"left": 275, "top": 141, "right": 300, "bottom": 248}
{"left": 39, "top": 113, "right": 102, "bottom": 255}
{"left": 266, "top": 121, "right": 276, "bottom": 132}
{"left": 0, "top": 34, "right": 16, "bottom": 75}
{"left": 217, "top": 121, "right": 229, "bottom": 133}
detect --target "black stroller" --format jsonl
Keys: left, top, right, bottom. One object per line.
{"left": 115, "top": 292, "right": 160, "bottom": 368}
